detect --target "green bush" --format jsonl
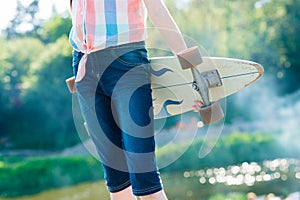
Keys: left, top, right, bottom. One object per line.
{"left": 208, "top": 193, "right": 247, "bottom": 200}
{"left": 0, "top": 156, "right": 103, "bottom": 197}
{"left": 158, "top": 131, "right": 293, "bottom": 172}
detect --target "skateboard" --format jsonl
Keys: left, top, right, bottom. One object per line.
{"left": 151, "top": 55, "right": 264, "bottom": 122}
{"left": 66, "top": 47, "right": 264, "bottom": 125}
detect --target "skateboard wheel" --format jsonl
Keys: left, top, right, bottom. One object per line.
{"left": 66, "top": 76, "right": 76, "bottom": 93}
{"left": 177, "top": 46, "right": 203, "bottom": 69}
{"left": 199, "top": 102, "right": 224, "bottom": 125}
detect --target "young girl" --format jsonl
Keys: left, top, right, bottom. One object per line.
{"left": 69, "top": 0, "right": 197, "bottom": 199}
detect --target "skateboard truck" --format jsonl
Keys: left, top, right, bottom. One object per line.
{"left": 177, "top": 46, "right": 224, "bottom": 125}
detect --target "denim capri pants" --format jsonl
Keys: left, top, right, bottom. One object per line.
{"left": 72, "top": 41, "right": 163, "bottom": 196}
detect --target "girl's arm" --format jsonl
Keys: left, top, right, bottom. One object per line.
{"left": 143, "top": 0, "right": 187, "bottom": 54}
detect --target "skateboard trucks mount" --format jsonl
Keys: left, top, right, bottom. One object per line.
{"left": 177, "top": 46, "right": 224, "bottom": 125}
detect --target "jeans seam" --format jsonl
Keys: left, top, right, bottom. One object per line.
{"left": 109, "top": 180, "right": 131, "bottom": 193}
{"left": 132, "top": 185, "right": 162, "bottom": 195}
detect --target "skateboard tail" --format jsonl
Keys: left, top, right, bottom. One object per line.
{"left": 66, "top": 76, "right": 76, "bottom": 93}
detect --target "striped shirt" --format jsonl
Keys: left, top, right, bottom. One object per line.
{"left": 69, "top": 0, "right": 147, "bottom": 82}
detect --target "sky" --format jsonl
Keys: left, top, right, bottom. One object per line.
{"left": 0, "top": 0, "right": 68, "bottom": 30}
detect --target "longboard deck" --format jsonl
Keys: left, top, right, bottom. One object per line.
{"left": 150, "top": 56, "right": 263, "bottom": 119}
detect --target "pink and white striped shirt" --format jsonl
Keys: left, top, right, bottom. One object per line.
{"left": 69, "top": 0, "right": 147, "bottom": 82}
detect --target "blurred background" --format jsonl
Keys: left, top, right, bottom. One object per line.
{"left": 0, "top": 0, "right": 299, "bottom": 199}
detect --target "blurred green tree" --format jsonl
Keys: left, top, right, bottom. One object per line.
{"left": 14, "top": 36, "right": 76, "bottom": 149}
{"left": 253, "top": 0, "right": 300, "bottom": 94}
{"left": 0, "top": 36, "right": 75, "bottom": 150}
{"left": 40, "top": 15, "right": 72, "bottom": 44}
{"left": 164, "top": 0, "right": 300, "bottom": 94}
{"left": 0, "top": 37, "right": 45, "bottom": 149}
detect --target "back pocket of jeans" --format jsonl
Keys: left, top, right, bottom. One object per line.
{"left": 116, "top": 49, "right": 149, "bottom": 67}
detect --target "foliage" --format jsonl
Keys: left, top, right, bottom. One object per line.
{"left": 0, "top": 37, "right": 44, "bottom": 109}
{"left": 251, "top": 0, "right": 300, "bottom": 94}
{"left": 15, "top": 36, "right": 75, "bottom": 150}
{"left": 0, "top": 156, "right": 103, "bottom": 197}
{"left": 0, "top": 35, "right": 76, "bottom": 150}
{"left": 0, "top": 37, "right": 45, "bottom": 149}
{"left": 158, "top": 131, "right": 291, "bottom": 172}
{"left": 162, "top": 0, "right": 300, "bottom": 95}
{"left": 40, "top": 15, "right": 72, "bottom": 44}
{"left": 208, "top": 193, "right": 247, "bottom": 200}
{"left": 0, "top": 0, "right": 300, "bottom": 150}
{"left": 0, "top": 181, "right": 110, "bottom": 200}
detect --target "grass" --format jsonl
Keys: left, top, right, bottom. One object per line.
{"left": 0, "top": 173, "right": 202, "bottom": 200}
{"left": 0, "top": 181, "right": 110, "bottom": 200}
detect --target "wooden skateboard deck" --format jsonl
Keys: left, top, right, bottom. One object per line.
{"left": 151, "top": 56, "right": 264, "bottom": 119}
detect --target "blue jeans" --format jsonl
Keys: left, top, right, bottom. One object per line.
{"left": 72, "top": 42, "right": 163, "bottom": 196}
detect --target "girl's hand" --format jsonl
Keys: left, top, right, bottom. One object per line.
{"left": 192, "top": 100, "right": 204, "bottom": 112}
